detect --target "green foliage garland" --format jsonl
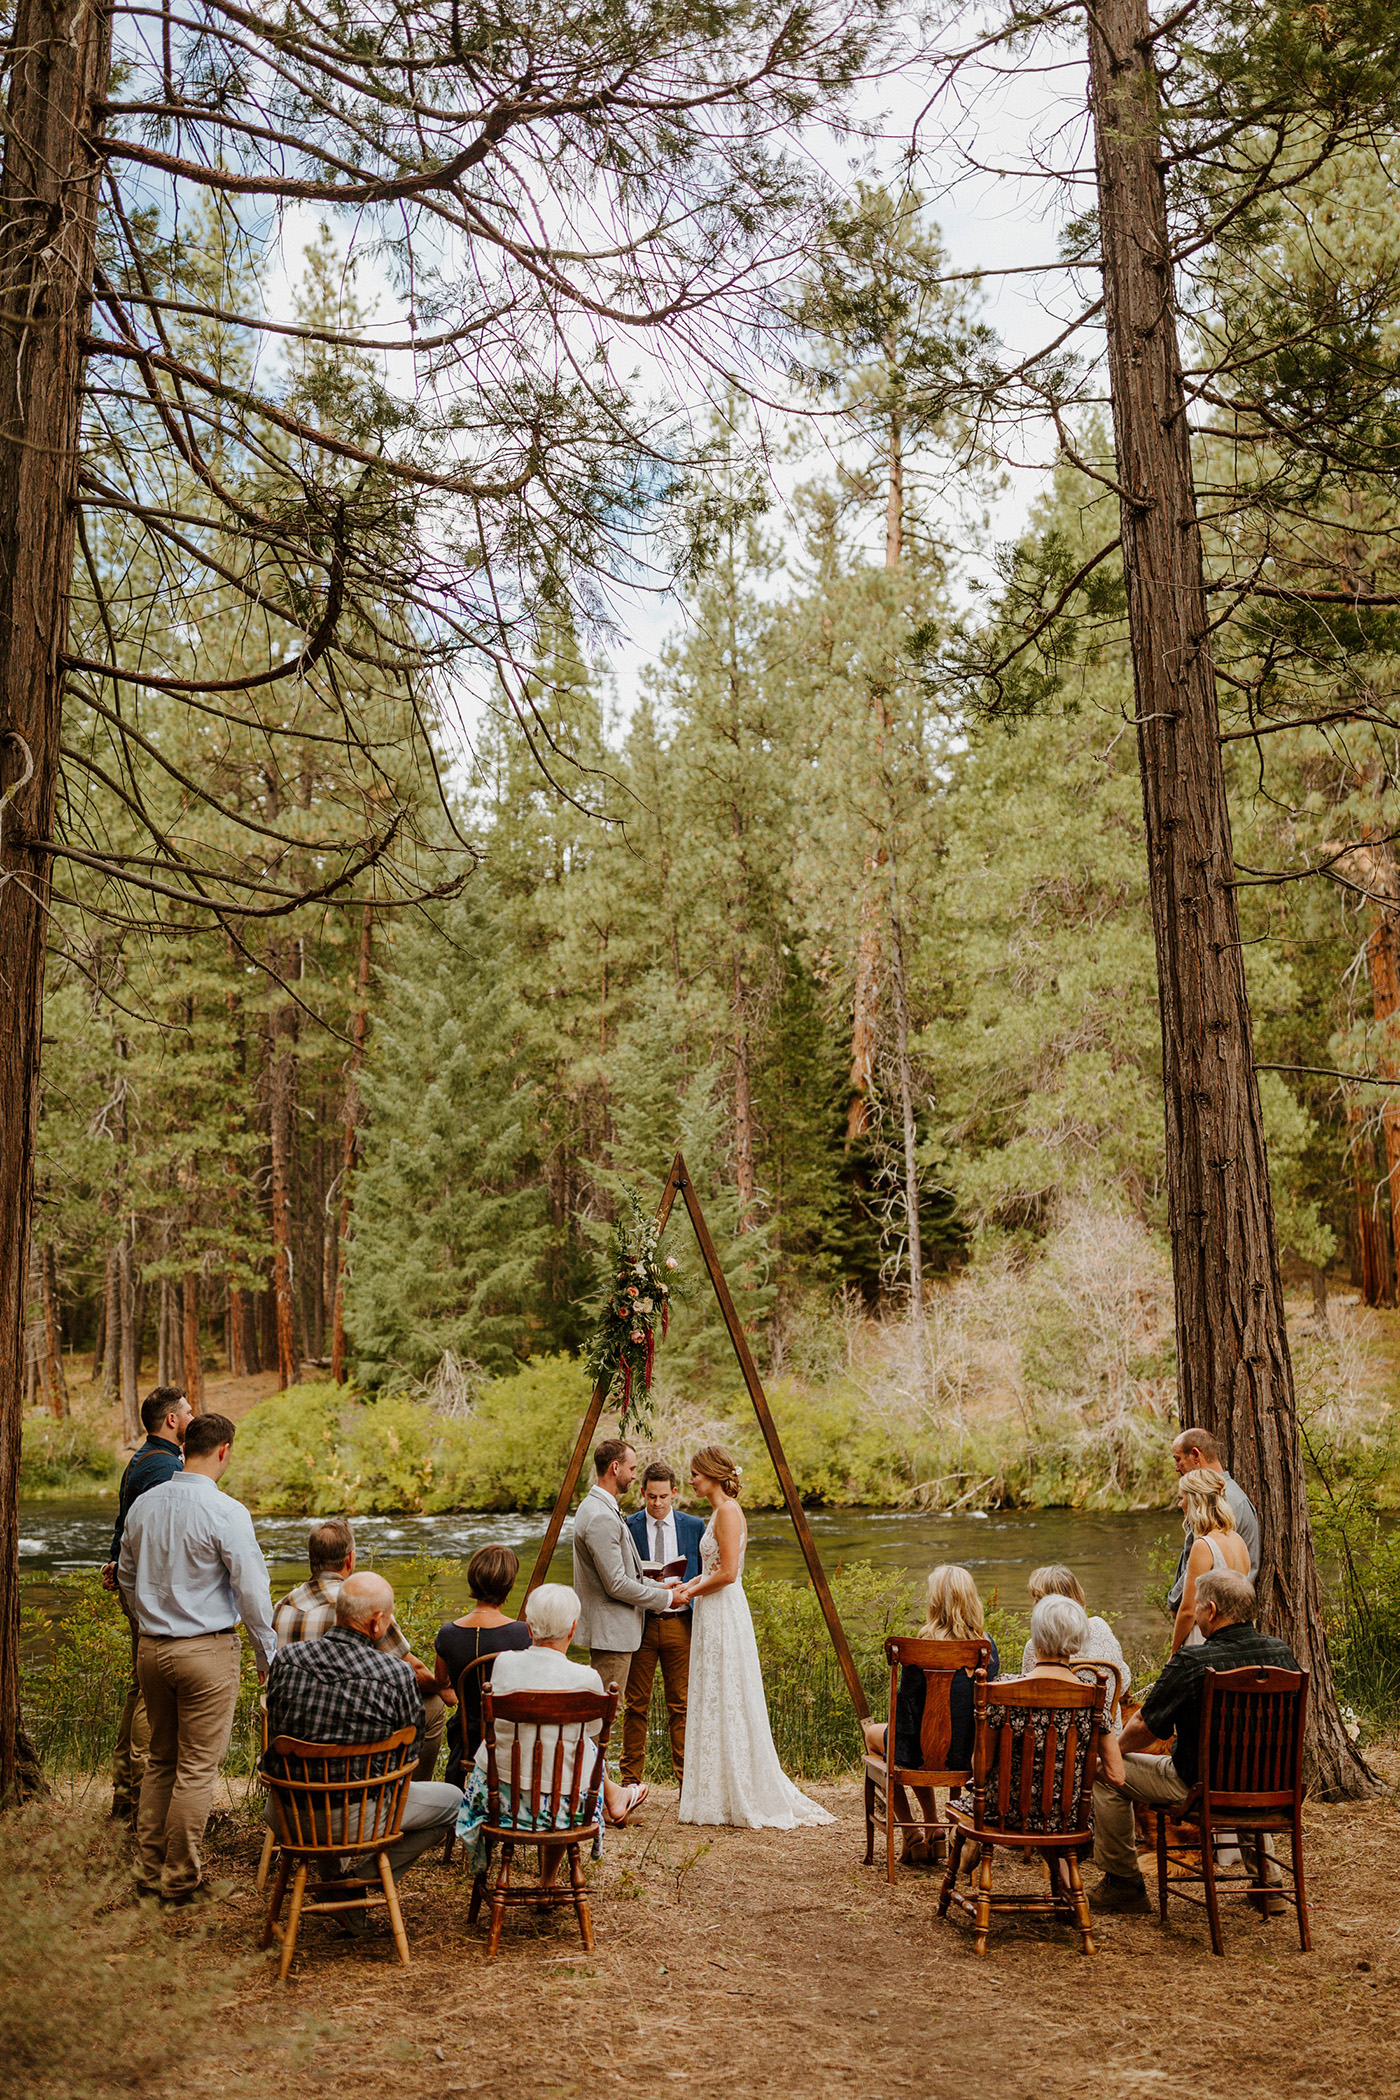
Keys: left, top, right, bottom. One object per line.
{"left": 584, "top": 1188, "right": 681, "bottom": 1433}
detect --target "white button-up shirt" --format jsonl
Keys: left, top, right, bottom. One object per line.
{"left": 118, "top": 1471, "right": 276, "bottom": 1666}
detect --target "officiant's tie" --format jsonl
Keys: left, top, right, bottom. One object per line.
{"left": 654, "top": 1522, "right": 666, "bottom": 1563}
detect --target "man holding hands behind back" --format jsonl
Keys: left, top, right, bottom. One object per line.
{"left": 622, "top": 1461, "right": 705, "bottom": 1788}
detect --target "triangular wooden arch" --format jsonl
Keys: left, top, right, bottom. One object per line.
{"left": 520, "top": 1151, "right": 870, "bottom": 1720}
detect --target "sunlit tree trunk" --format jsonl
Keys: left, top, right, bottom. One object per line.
{"left": 332, "top": 903, "right": 373, "bottom": 1382}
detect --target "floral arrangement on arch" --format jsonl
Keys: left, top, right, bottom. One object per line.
{"left": 584, "top": 1187, "right": 681, "bottom": 1432}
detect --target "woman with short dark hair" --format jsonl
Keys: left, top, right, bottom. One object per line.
{"left": 434, "top": 1543, "right": 531, "bottom": 1787}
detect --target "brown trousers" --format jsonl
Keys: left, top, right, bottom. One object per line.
{"left": 621, "top": 1613, "right": 691, "bottom": 1785}
{"left": 136, "top": 1630, "right": 242, "bottom": 1897}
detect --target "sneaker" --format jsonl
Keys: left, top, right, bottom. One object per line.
{"left": 1090, "top": 1872, "right": 1152, "bottom": 1914}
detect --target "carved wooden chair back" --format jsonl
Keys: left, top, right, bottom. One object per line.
{"left": 863, "top": 1637, "right": 994, "bottom": 1884}
{"left": 1155, "top": 1665, "right": 1311, "bottom": 1956}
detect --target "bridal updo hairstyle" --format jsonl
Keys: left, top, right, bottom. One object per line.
{"left": 690, "top": 1444, "right": 742, "bottom": 1499}
{"left": 1179, "top": 1467, "right": 1236, "bottom": 1538}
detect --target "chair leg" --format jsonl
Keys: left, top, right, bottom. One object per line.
{"left": 469, "top": 1868, "right": 487, "bottom": 1925}
{"left": 1201, "top": 1823, "right": 1225, "bottom": 1958}
{"left": 1155, "top": 1808, "right": 1169, "bottom": 1923}
{"left": 378, "top": 1853, "right": 411, "bottom": 1968}
{"left": 937, "top": 1827, "right": 964, "bottom": 1918}
{"left": 886, "top": 1779, "right": 898, "bottom": 1886}
{"left": 260, "top": 1852, "right": 291, "bottom": 1949}
{"left": 442, "top": 1828, "right": 455, "bottom": 1867}
{"left": 1292, "top": 1818, "right": 1311, "bottom": 1954}
{"left": 973, "top": 1846, "right": 993, "bottom": 1956}
{"left": 256, "top": 1827, "right": 276, "bottom": 1893}
{"left": 863, "top": 1769, "right": 875, "bottom": 1866}
{"left": 569, "top": 1841, "right": 594, "bottom": 1954}
{"left": 486, "top": 1845, "right": 512, "bottom": 1960}
{"left": 278, "top": 1863, "right": 308, "bottom": 1983}
{"left": 1064, "top": 1850, "right": 1095, "bottom": 1957}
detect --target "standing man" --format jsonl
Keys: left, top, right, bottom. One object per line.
{"left": 274, "top": 1516, "right": 449, "bottom": 1780}
{"left": 101, "top": 1385, "right": 193, "bottom": 1821}
{"left": 1167, "top": 1426, "right": 1260, "bottom": 1613}
{"left": 119, "top": 1411, "right": 276, "bottom": 1902}
{"left": 571, "top": 1439, "right": 676, "bottom": 1704}
{"left": 621, "top": 1462, "right": 704, "bottom": 1788}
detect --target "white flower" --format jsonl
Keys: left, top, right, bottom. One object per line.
{"left": 665, "top": 1256, "right": 678, "bottom": 1270}
{"left": 638, "top": 1296, "right": 653, "bottom": 1313}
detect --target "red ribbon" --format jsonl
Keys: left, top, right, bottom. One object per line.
{"left": 644, "top": 1322, "right": 655, "bottom": 1391}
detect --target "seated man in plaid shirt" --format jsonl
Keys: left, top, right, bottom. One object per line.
{"left": 264, "top": 1571, "right": 462, "bottom": 1902}
{"left": 274, "top": 1517, "right": 447, "bottom": 1780}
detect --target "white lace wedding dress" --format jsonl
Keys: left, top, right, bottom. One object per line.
{"left": 678, "top": 1516, "right": 834, "bottom": 1830}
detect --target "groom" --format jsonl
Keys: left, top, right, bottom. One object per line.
{"left": 572, "top": 1439, "right": 677, "bottom": 1704}
{"left": 621, "top": 1461, "right": 705, "bottom": 1787}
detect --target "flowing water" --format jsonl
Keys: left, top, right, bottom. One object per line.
{"left": 19, "top": 1496, "right": 1178, "bottom": 1645}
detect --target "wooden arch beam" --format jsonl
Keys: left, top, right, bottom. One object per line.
{"left": 519, "top": 1151, "right": 870, "bottom": 1721}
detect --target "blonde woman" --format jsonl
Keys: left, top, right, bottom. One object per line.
{"left": 860, "top": 1564, "right": 1000, "bottom": 1864}
{"left": 671, "top": 1445, "right": 833, "bottom": 1830}
{"left": 1172, "top": 1469, "right": 1250, "bottom": 1654}
{"left": 1018, "top": 1565, "right": 1129, "bottom": 1728}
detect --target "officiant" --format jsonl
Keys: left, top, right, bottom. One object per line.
{"left": 621, "top": 1461, "right": 706, "bottom": 1789}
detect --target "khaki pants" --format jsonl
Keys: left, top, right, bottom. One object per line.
{"left": 621, "top": 1614, "right": 691, "bottom": 1784}
{"left": 417, "top": 1694, "right": 446, "bottom": 1782}
{"left": 136, "top": 1630, "right": 242, "bottom": 1897}
{"left": 589, "top": 1649, "right": 634, "bottom": 1704}
{"left": 112, "top": 1604, "right": 151, "bottom": 1815}
{"left": 1093, "top": 1753, "right": 1280, "bottom": 1885}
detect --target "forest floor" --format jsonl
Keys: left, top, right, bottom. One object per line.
{"left": 135, "top": 1758, "right": 1400, "bottom": 2100}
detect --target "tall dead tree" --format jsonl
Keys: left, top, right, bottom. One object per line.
{"left": 331, "top": 904, "right": 373, "bottom": 1383}
{"left": 1086, "top": 0, "right": 1370, "bottom": 1793}
{"left": 0, "top": 0, "right": 111, "bottom": 1798}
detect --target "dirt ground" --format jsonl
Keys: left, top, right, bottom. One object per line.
{"left": 151, "top": 1757, "right": 1400, "bottom": 2100}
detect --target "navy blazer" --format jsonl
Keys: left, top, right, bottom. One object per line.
{"left": 626, "top": 1506, "right": 706, "bottom": 1617}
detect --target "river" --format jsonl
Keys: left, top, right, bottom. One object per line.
{"left": 19, "top": 1496, "right": 1178, "bottom": 1648}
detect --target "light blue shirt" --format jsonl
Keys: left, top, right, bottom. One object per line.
{"left": 118, "top": 1471, "right": 276, "bottom": 1666}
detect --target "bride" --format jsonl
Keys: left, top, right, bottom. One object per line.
{"left": 672, "top": 1444, "right": 833, "bottom": 1830}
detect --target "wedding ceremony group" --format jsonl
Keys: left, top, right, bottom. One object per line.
{"left": 105, "top": 1381, "right": 1310, "bottom": 1972}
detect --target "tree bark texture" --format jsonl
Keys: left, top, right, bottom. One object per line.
{"left": 1086, "top": 0, "right": 1371, "bottom": 1795}
{"left": 1345, "top": 1097, "right": 1391, "bottom": 1307}
{"left": 886, "top": 858, "right": 925, "bottom": 1327}
{"left": 101, "top": 1245, "right": 120, "bottom": 1402}
{"left": 268, "top": 997, "right": 300, "bottom": 1390}
{"left": 41, "top": 1242, "right": 66, "bottom": 1417}
{"left": 331, "top": 903, "right": 373, "bottom": 1383}
{"left": 181, "top": 1273, "right": 203, "bottom": 1409}
{"left": 731, "top": 948, "right": 757, "bottom": 1226}
{"left": 0, "top": 0, "right": 111, "bottom": 1800}
{"left": 1362, "top": 896, "right": 1400, "bottom": 1297}
{"left": 118, "top": 1236, "right": 139, "bottom": 1443}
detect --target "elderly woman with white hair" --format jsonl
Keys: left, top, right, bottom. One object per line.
{"left": 453, "top": 1581, "right": 644, "bottom": 1882}
{"left": 1022, "top": 1594, "right": 1126, "bottom": 1787}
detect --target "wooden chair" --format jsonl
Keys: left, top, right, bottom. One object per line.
{"left": 863, "top": 1636, "right": 993, "bottom": 1883}
{"left": 255, "top": 1696, "right": 275, "bottom": 1892}
{"left": 442, "top": 1651, "right": 499, "bottom": 1866}
{"left": 938, "top": 1672, "right": 1104, "bottom": 1955}
{"left": 1071, "top": 1654, "right": 1125, "bottom": 1730}
{"left": 1153, "top": 1664, "right": 1310, "bottom": 1957}
{"left": 259, "top": 1726, "right": 418, "bottom": 1980}
{"left": 471, "top": 1683, "right": 618, "bottom": 1959}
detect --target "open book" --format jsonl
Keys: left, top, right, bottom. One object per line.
{"left": 641, "top": 1556, "right": 688, "bottom": 1582}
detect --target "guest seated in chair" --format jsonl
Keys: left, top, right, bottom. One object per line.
{"left": 1021, "top": 1596, "right": 1126, "bottom": 1772}
{"left": 859, "top": 1564, "right": 999, "bottom": 1865}
{"left": 454, "top": 1583, "right": 642, "bottom": 1886}
{"left": 1089, "top": 1568, "right": 1299, "bottom": 1913}
{"left": 263, "top": 1572, "right": 463, "bottom": 1907}
{"left": 434, "top": 1544, "right": 532, "bottom": 1788}
{"left": 1020, "top": 1566, "right": 1130, "bottom": 1725}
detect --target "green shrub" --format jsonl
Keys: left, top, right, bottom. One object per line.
{"left": 19, "top": 1407, "right": 119, "bottom": 1496}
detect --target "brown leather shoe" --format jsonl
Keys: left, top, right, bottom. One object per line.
{"left": 1090, "top": 1873, "right": 1152, "bottom": 1914}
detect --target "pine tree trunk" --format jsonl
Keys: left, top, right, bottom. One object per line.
{"left": 332, "top": 906, "right": 374, "bottom": 1382}
{"left": 1346, "top": 1099, "right": 1391, "bottom": 1307}
{"left": 118, "top": 1237, "right": 140, "bottom": 1445}
{"left": 887, "top": 860, "right": 925, "bottom": 1332}
{"left": 101, "top": 1245, "right": 120, "bottom": 1403}
{"left": 182, "top": 1274, "right": 204, "bottom": 1410}
{"left": 1087, "top": 0, "right": 1373, "bottom": 1795}
{"left": 731, "top": 949, "right": 757, "bottom": 1225}
{"left": 228, "top": 1283, "right": 249, "bottom": 1378}
{"left": 1362, "top": 881, "right": 1400, "bottom": 1296}
{"left": 268, "top": 996, "right": 300, "bottom": 1390}
{"left": 0, "top": 0, "right": 110, "bottom": 1799}
{"left": 41, "top": 1243, "right": 66, "bottom": 1418}
{"left": 90, "top": 1275, "right": 106, "bottom": 1386}
{"left": 157, "top": 1276, "right": 172, "bottom": 1387}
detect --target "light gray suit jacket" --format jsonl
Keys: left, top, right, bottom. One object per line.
{"left": 571, "top": 1485, "right": 672, "bottom": 1653}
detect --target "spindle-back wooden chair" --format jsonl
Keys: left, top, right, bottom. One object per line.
{"left": 472, "top": 1684, "right": 618, "bottom": 1959}
{"left": 1154, "top": 1665, "right": 1310, "bottom": 1956}
{"left": 862, "top": 1637, "right": 994, "bottom": 1883}
{"left": 938, "top": 1672, "right": 1105, "bottom": 1955}
{"left": 259, "top": 1726, "right": 417, "bottom": 1980}
{"left": 442, "top": 1651, "right": 500, "bottom": 1866}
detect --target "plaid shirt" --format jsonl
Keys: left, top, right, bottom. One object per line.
{"left": 263, "top": 1625, "right": 423, "bottom": 1779}
{"left": 1140, "top": 1622, "right": 1301, "bottom": 1788}
{"left": 273, "top": 1572, "right": 412, "bottom": 1661}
